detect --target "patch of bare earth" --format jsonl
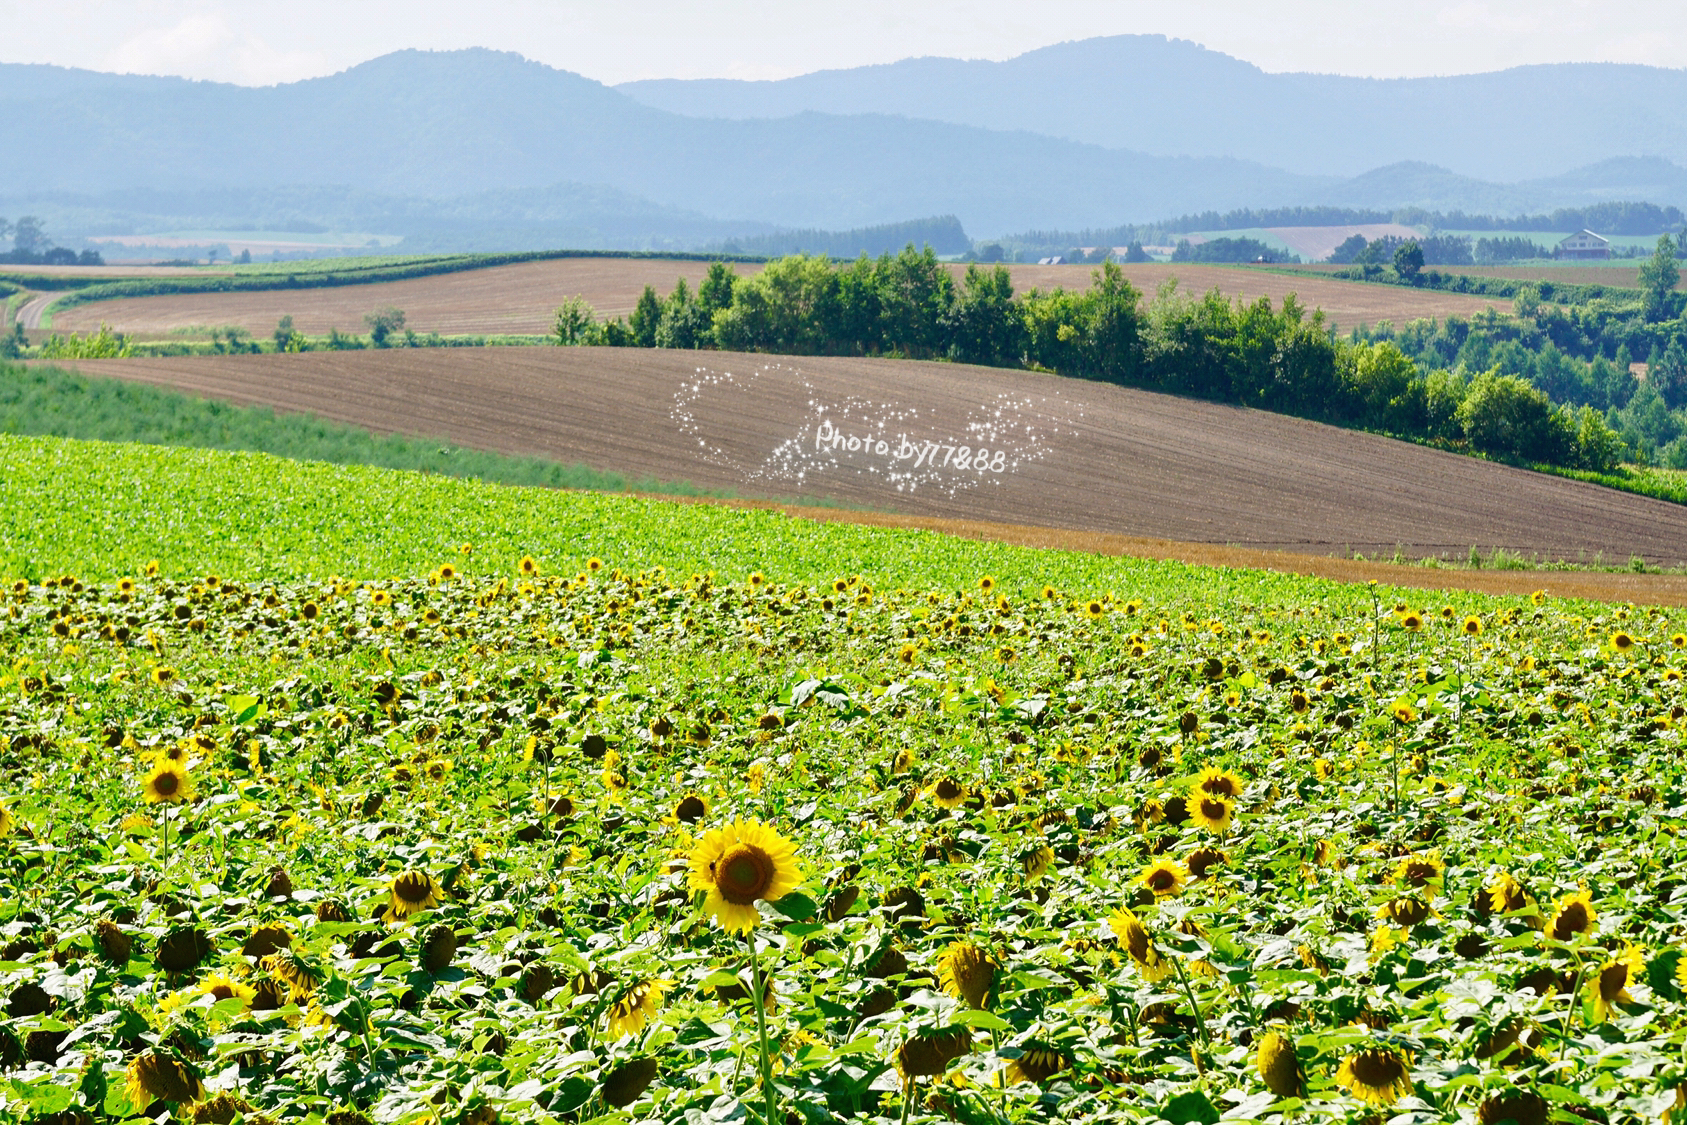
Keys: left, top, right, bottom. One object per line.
{"left": 53, "top": 348, "right": 1687, "bottom": 604}
{"left": 50, "top": 258, "right": 1506, "bottom": 340}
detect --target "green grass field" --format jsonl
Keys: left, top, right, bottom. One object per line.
{"left": 2, "top": 434, "right": 1686, "bottom": 1125}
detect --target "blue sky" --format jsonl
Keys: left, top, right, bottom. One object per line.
{"left": 1, "top": 0, "right": 1681, "bottom": 86}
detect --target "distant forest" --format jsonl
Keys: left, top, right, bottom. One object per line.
{"left": 1007, "top": 201, "right": 1687, "bottom": 259}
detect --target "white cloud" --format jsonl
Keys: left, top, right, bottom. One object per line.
{"left": 103, "top": 13, "right": 329, "bottom": 85}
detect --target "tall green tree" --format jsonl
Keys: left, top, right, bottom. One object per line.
{"left": 630, "top": 284, "right": 662, "bottom": 348}
{"left": 1640, "top": 234, "right": 1682, "bottom": 322}
{"left": 1393, "top": 240, "right": 1425, "bottom": 282}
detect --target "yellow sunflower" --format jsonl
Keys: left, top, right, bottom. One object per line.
{"left": 1588, "top": 946, "right": 1643, "bottom": 1021}
{"left": 606, "top": 978, "right": 669, "bottom": 1038}
{"left": 929, "top": 777, "right": 967, "bottom": 809}
{"left": 388, "top": 869, "right": 442, "bottom": 919}
{"left": 1399, "top": 612, "right": 1424, "bottom": 632}
{"left": 687, "top": 818, "right": 801, "bottom": 933}
{"left": 1611, "top": 631, "right": 1636, "bottom": 654}
{"left": 1190, "top": 794, "right": 1234, "bottom": 834}
{"left": 1139, "top": 859, "right": 1185, "bottom": 898}
{"left": 1107, "top": 906, "right": 1171, "bottom": 982}
{"left": 937, "top": 941, "right": 995, "bottom": 1009}
{"left": 142, "top": 762, "right": 194, "bottom": 805}
{"left": 1486, "top": 872, "right": 1536, "bottom": 919}
{"left": 1334, "top": 1046, "right": 1413, "bottom": 1107}
{"left": 1392, "top": 853, "right": 1445, "bottom": 887}
{"left": 1191, "top": 766, "right": 1245, "bottom": 800}
{"left": 519, "top": 555, "right": 539, "bottom": 576}
{"left": 1462, "top": 615, "right": 1483, "bottom": 637}
{"left": 1546, "top": 889, "right": 1596, "bottom": 943}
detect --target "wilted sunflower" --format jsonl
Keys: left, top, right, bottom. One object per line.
{"left": 1021, "top": 843, "right": 1054, "bottom": 882}
{"left": 1190, "top": 794, "right": 1234, "bottom": 834}
{"left": 1588, "top": 946, "right": 1643, "bottom": 1021}
{"left": 937, "top": 941, "right": 995, "bottom": 1009}
{"left": 1004, "top": 1044, "right": 1069, "bottom": 1085}
{"left": 125, "top": 1050, "right": 203, "bottom": 1109}
{"left": 1139, "top": 859, "right": 1185, "bottom": 898}
{"left": 1335, "top": 1046, "right": 1413, "bottom": 1107}
{"left": 1255, "top": 1028, "right": 1301, "bottom": 1097}
{"left": 606, "top": 978, "right": 669, "bottom": 1038}
{"left": 1377, "top": 895, "right": 1433, "bottom": 927}
{"left": 897, "top": 1028, "right": 972, "bottom": 1078}
{"left": 263, "top": 950, "right": 324, "bottom": 1000}
{"left": 1107, "top": 906, "right": 1171, "bottom": 982}
{"left": 687, "top": 818, "right": 800, "bottom": 933}
{"left": 143, "top": 761, "right": 194, "bottom": 805}
{"left": 388, "top": 869, "right": 441, "bottom": 919}
{"left": 1546, "top": 889, "right": 1596, "bottom": 942}
{"left": 1192, "top": 766, "right": 1244, "bottom": 800}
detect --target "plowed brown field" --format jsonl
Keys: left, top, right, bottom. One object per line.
{"left": 48, "top": 259, "right": 1506, "bottom": 340}
{"left": 57, "top": 348, "right": 1687, "bottom": 604}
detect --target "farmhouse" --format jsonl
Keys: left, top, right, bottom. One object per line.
{"left": 1557, "top": 229, "right": 1610, "bottom": 260}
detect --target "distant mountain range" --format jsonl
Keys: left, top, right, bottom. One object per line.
{"left": 619, "top": 35, "right": 1687, "bottom": 183}
{"left": 1, "top": 43, "right": 1684, "bottom": 251}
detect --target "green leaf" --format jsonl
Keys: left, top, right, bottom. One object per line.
{"left": 1164, "top": 1090, "right": 1221, "bottom": 1125}
{"left": 950, "top": 1009, "right": 1010, "bottom": 1031}
{"left": 769, "top": 892, "right": 817, "bottom": 921}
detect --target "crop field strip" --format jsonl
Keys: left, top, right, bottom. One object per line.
{"left": 41, "top": 259, "right": 1509, "bottom": 340}
{"left": 58, "top": 348, "right": 1687, "bottom": 568}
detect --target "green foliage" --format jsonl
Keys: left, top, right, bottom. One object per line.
{"left": 553, "top": 295, "right": 602, "bottom": 346}
{"left": 0, "top": 362, "right": 716, "bottom": 498}
{"left": 1169, "top": 236, "right": 1288, "bottom": 264}
{"left": 362, "top": 306, "right": 406, "bottom": 348}
{"left": 37, "top": 323, "right": 132, "bottom": 359}
{"left": 1457, "top": 371, "right": 1574, "bottom": 463}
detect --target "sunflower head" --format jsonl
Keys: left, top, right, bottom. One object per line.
{"left": 519, "top": 555, "right": 539, "bottom": 576}
{"left": 930, "top": 777, "right": 967, "bottom": 809}
{"left": 1547, "top": 890, "right": 1596, "bottom": 943}
{"left": 1485, "top": 872, "right": 1535, "bottom": 918}
{"left": 1107, "top": 906, "right": 1171, "bottom": 982}
{"left": 1391, "top": 699, "right": 1418, "bottom": 724}
{"left": 673, "top": 793, "right": 708, "bottom": 824}
{"left": 1463, "top": 615, "right": 1483, "bottom": 637}
{"left": 1335, "top": 1046, "right": 1413, "bottom": 1107}
{"left": 1588, "top": 946, "right": 1643, "bottom": 1021}
{"left": 1392, "top": 854, "right": 1445, "bottom": 887}
{"left": 1399, "top": 612, "right": 1424, "bottom": 632}
{"left": 1191, "top": 794, "right": 1234, "bottom": 834}
{"left": 1377, "top": 895, "right": 1432, "bottom": 928}
{"left": 1192, "top": 766, "right": 1244, "bottom": 800}
{"left": 1477, "top": 1089, "right": 1548, "bottom": 1125}
{"left": 687, "top": 818, "right": 800, "bottom": 933}
{"left": 1255, "top": 1028, "right": 1301, "bottom": 1097}
{"left": 388, "top": 869, "right": 441, "bottom": 920}
{"left": 1004, "top": 1043, "right": 1069, "bottom": 1086}
{"left": 1139, "top": 859, "right": 1185, "bottom": 898}
{"left": 606, "top": 978, "right": 669, "bottom": 1039}
{"left": 143, "top": 762, "right": 194, "bottom": 805}
{"left": 124, "top": 1050, "right": 203, "bottom": 1109}
{"left": 937, "top": 941, "right": 996, "bottom": 1009}
{"left": 1611, "top": 631, "right": 1636, "bottom": 653}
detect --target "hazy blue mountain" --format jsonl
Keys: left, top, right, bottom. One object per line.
{"left": 3, "top": 47, "right": 1684, "bottom": 251}
{"left": 618, "top": 35, "right": 1687, "bottom": 182}
{"left": 0, "top": 49, "right": 1330, "bottom": 235}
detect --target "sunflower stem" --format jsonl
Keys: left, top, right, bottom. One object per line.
{"left": 1170, "top": 954, "right": 1211, "bottom": 1048}
{"left": 747, "top": 937, "right": 780, "bottom": 1125}
{"left": 900, "top": 1075, "right": 916, "bottom": 1125}
{"left": 1559, "top": 958, "right": 1587, "bottom": 1061}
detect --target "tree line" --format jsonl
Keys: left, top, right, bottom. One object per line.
{"left": 555, "top": 247, "right": 1627, "bottom": 472}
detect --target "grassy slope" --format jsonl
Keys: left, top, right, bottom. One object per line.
{"left": 0, "top": 432, "right": 1419, "bottom": 615}
{"left": 0, "top": 361, "right": 718, "bottom": 498}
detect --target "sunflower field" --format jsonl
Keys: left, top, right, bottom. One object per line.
{"left": 3, "top": 437, "right": 1687, "bottom": 1125}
